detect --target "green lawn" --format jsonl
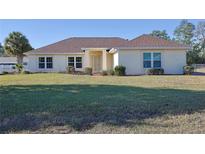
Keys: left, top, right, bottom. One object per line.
{"left": 0, "top": 74, "right": 205, "bottom": 133}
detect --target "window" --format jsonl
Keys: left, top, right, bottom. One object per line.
{"left": 143, "top": 53, "right": 151, "bottom": 68}
{"left": 143, "top": 52, "right": 162, "bottom": 68}
{"left": 46, "top": 57, "right": 53, "bottom": 69}
{"left": 39, "top": 57, "right": 45, "bottom": 69}
{"left": 68, "top": 57, "right": 82, "bottom": 68}
{"left": 76, "top": 57, "right": 82, "bottom": 68}
{"left": 153, "top": 53, "right": 161, "bottom": 68}
{"left": 39, "top": 57, "right": 53, "bottom": 69}
{"left": 68, "top": 57, "right": 74, "bottom": 67}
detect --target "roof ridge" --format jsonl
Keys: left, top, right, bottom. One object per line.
{"left": 26, "top": 34, "right": 190, "bottom": 54}
{"left": 69, "top": 36, "right": 127, "bottom": 40}
{"left": 129, "top": 34, "right": 148, "bottom": 41}
{"left": 38, "top": 36, "right": 128, "bottom": 49}
{"left": 147, "top": 35, "right": 190, "bottom": 47}
{"left": 130, "top": 34, "right": 190, "bottom": 47}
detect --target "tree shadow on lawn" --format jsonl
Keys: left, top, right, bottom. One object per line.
{"left": 0, "top": 84, "right": 205, "bottom": 133}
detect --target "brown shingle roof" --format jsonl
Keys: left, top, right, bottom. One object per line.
{"left": 128, "top": 35, "right": 190, "bottom": 49}
{"left": 27, "top": 37, "right": 129, "bottom": 54}
{"left": 27, "top": 35, "right": 189, "bottom": 54}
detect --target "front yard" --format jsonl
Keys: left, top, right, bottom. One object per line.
{"left": 0, "top": 74, "right": 205, "bottom": 133}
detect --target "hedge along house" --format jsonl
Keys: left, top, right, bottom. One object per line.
{"left": 25, "top": 35, "right": 190, "bottom": 75}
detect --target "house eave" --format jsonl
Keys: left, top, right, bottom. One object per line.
{"left": 25, "top": 52, "right": 84, "bottom": 55}
{"left": 81, "top": 48, "right": 110, "bottom": 51}
{"left": 116, "top": 46, "right": 190, "bottom": 50}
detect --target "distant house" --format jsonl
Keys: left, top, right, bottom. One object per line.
{"left": 0, "top": 57, "right": 28, "bottom": 74}
{"left": 25, "top": 35, "right": 190, "bottom": 75}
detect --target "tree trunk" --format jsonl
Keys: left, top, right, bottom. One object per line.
{"left": 17, "top": 55, "right": 23, "bottom": 64}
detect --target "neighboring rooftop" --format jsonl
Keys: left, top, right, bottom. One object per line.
{"left": 27, "top": 35, "right": 190, "bottom": 54}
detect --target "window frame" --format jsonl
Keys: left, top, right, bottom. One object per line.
{"left": 76, "top": 57, "right": 82, "bottom": 68}
{"left": 38, "top": 57, "right": 45, "bottom": 69}
{"left": 153, "top": 52, "right": 161, "bottom": 68}
{"left": 38, "top": 56, "right": 53, "bottom": 69}
{"left": 46, "top": 57, "right": 53, "bottom": 69}
{"left": 68, "top": 57, "right": 75, "bottom": 67}
{"left": 68, "top": 56, "right": 83, "bottom": 69}
{"left": 143, "top": 52, "right": 162, "bottom": 69}
{"left": 143, "top": 53, "right": 152, "bottom": 68}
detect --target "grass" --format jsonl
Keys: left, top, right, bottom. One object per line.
{"left": 0, "top": 73, "right": 205, "bottom": 133}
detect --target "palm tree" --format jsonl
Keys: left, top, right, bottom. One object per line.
{"left": 4, "top": 32, "right": 33, "bottom": 64}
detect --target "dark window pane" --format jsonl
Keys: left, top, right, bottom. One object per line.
{"left": 39, "top": 63, "right": 45, "bottom": 69}
{"left": 68, "top": 57, "right": 75, "bottom": 67}
{"left": 68, "top": 63, "right": 74, "bottom": 67}
{"left": 143, "top": 53, "right": 151, "bottom": 61}
{"left": 154, "top": 61, "right": 161, "bottom": 68}
{"left": 47, "top": 63, "right": 53, "bottom": 69}
{"left": 144, "top": 61, "right": 151, "bottom": 68}
{"left": 68, "top": 57, "right": 74, "bottom": 62}
{"left": 39, "top": 57, "right": 45, "bottom": 62}
{"left": 76, "top": 63, "right": 82, "bottom": 68}
{"left": 39, "top": 57, "right": 45, "bottom": 69}
{"left": 46, "top": 57, "right": 52, "bottom": 63}
{"left": 153, "top": 53, "right": 161, "bottom": 61}
{"left": 76, "top": 57, "right": 82, "bottom": 62}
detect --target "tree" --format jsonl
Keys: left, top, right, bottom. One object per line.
{"left": 0, "top": 43, "right": 4, "bottom": 56}
{"left": 195, "top": 21, "right": 205, "bottom": 61}
{"left": 186, "top": 21, "right": 205, "bottom": 64}
{"left": 150, "top": 30, "right": 171, "bottom": 40}
{"left": 187, "top": 43, "right": 202, "bottom": 64}
{"left": 195, "top": 21, "right": 205, "bottom": 47}
{"left": 4, "top": 32, "right": 33, "bottom": 64}
{"left": 174, "top": 20, "right": 195, "bottom": 45}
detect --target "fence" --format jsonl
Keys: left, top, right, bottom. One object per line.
{"left": 192, "top": 64, "right": 205, "bottom": 73}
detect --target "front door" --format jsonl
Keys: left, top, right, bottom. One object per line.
{"left": 92, "top": 55, "right": 102, "bottom": 72}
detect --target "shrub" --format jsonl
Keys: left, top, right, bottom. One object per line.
{"left": 145, "top": 68, "right": 164, "bottom": 75}
{"left": 15, "top": 64, "right": 23, "bottom": 73}
{"left": 84, "top": 67, "right": 92, "bottom": 75}
{"left": 114, "top": 65, "right": 126, "bottom": 76}
{"left": 2, "top": 71, "right": 9, "bottom": 75}
{"left": 73, "top": 71, "right": 85, "bottom": 75}
{"left": 107, "top": 69, "right": 115, "bottom": 76}
{"left": 183, "top": 65, "right": 194, "bottom": 75}
{"left": 66, "top": 66, "right": 75, "bottom": 74}
{"left": 22, "top": 71, "right": 31, "bottom": 74}
{"left": 101, "top": 70, "right": 108, "bottom": 76}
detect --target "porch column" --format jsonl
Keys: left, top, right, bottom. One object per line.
{"left": 102, "top": 50, "right": 107, "bottom": 70}
{"left": 84, "top": 50, "right": 91, "bottom": 67}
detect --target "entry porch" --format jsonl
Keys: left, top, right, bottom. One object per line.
{"left": 84, "top": 48, "right": 114, "bottom": 73}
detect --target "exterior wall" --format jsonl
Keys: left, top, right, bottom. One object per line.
{"left": 0, "top": 57, "right": 17, "bottom": 63}
{"left": 27, "top": 49, "right": 186, "bottom": 75}
{"left": 117, "top": 49, "right": 187, "bottom": 75}
{"left": 163, "top": 51, "right": 186, "bottom": 74}
{"left": 107, "top": 53, "right": 113, "bottom": 70}
{"left": 27, "top": 54, "right": 84, "bottom": 72}
{"left": 89, "top": 51, "right": 102, "bottom": 72}
{"left": 113, "top": 52, "right": 119, "bottom": 68}
{"left": 118, "top": 50, "right": 143, "bottom": 75}
{"left": 0, "top": 57, "right": 28, "bottom": 74}
{"left": 84, "top": 50, "right": 91, "bottom": 67}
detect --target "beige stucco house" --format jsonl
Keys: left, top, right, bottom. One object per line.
{"left": 25, "top": 35, "right": 190, "bottom": 75}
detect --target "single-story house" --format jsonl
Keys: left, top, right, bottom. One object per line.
{"left": 0, "top": 57, "right": 28, "bottom": 74}
{"left": 25, "top": 35, "right": 190, "bottom": 75}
